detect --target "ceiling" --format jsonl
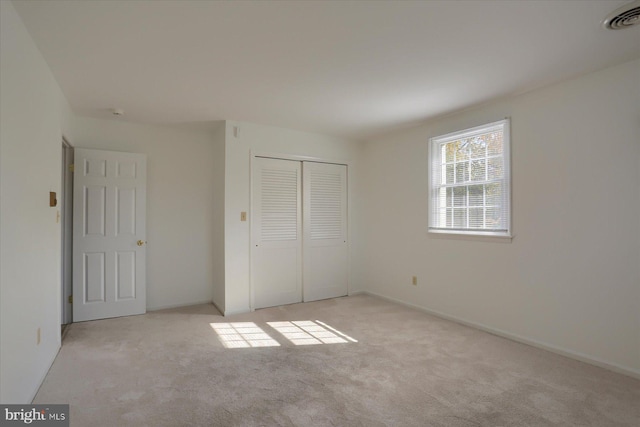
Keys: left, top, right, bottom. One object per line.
{"left": 12, "top": 0, "right": 640, "bottom": 140}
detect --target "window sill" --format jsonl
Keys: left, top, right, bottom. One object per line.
{"left": 428, "top": 229, "right": 513, "bottom": 243}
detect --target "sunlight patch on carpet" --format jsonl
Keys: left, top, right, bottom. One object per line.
{"left": 210, "top": 320, "right": 358, "bottom": 348}
{"left": 267, "top": 320, "right": 357, "bottom": 346}
{"left": 210, "top": 322, "right": 280, "bottom": 348}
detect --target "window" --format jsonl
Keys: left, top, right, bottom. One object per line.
{"left": 428, "top": 119, "right": 511, "bottom": 237}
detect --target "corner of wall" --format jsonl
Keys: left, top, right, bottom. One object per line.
{"left": 211, "top": 121, "right": 227, "bottom": 311}
{"left": 0, "top": 0, "right": 71, "bottom": 403}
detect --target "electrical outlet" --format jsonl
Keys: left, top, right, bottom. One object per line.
{"left": 240, "top": 212, "right": 247, "bottom": 221}
{"left": 37, "top": 328, "right": 41, "bottom": 345}
{"left": 412, "top": 276, "right": 418, "bottom": 286}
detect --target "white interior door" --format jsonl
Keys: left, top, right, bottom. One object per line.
{"left": 73, "top": 148, "right": 147, "bottom": 322}
{"left": 303, "top": 162, "right": 348, "bottom": 302}
{"left": 251, "top": 157, "right": 302, "bottom": 309}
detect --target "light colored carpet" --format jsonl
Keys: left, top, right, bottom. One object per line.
{"left": 34, "top": 295, "right": 639, "bottom": 426}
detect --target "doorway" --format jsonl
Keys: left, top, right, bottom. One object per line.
{"left": 61, "top": 140, "right": 73, "bottom": 325}
{"left": 61, "top": 147, "right": 148, "bottom": 324}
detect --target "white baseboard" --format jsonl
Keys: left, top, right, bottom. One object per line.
{"left": 223, "top": 306, "right": 251, "bottom": 316}
{"left": 148, "top": 300, "right": 250, "bottom": 316}
{"left": 211, "top": 300, "right": 224, "bottom": 316}
{"left": 29, "top": 344, "right": 61, "bottom": 403}
{"left": 361, "top": 291, "right": 640, "bottom": 380}
{"left": 146, "top": 300, "right": 213, "bottom": 312}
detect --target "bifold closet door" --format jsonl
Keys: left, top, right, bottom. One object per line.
{"left": 302, "top": 162, "right": 348, "bottom": 302}
{"left": 252, "top": 157, "right": 302, "bottom": 309}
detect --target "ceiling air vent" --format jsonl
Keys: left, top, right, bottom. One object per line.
{"left": 603, "top": 0, "right": 640, "bottom": 29}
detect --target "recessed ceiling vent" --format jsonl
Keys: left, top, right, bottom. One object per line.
{"left": 603, "top": 0, "right": 640, "bottom": 29}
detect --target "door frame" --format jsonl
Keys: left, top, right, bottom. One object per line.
{"left": 61, "top": 139, "right": 74, "bottom": 325}
{"left": 249, "top": 150, "right": 352, "bottom": 311}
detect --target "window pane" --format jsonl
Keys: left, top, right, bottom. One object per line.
{"left": 487, "top": 157, "right": 503, "bottom": 179}
{"left": 470, "top": 159, "right": 486, "bottom": 181}
{"left": 455, "top": 161, "right": 469, "bottom": 183}
{"left": 453, "top": 208, "right": 466, "bottom": 228}
{"left": 454, "top": 141, "right": 468, "bottom": 161}
{"left": 469, "top": 208, "right": 483, "bottom": 228}
{"left": 485, "top": 182, "right": 502, "bottom": 206}
{"left": 486, "top": 207, "right": 502, "bottom": 229}
{"left": 446, "top": 164, "right": 454, "bottom": 184}
{"left": 469, "top": 137, "right": 486, "bottom": 159}
{"left": 446, "top": 208, "right": 453, "bottom": 227}
{"left": 468, "top": 185, "right": 484, "bottom": 207}
{"left": 445, "top": 143, "right": 455, "bottom": 163}
{"left": 487, "top": 132, "right": 503, "bottom": 156}
{"left": 453, "top": 187, "right": 466, "bottom": 207}
{"left": 446, "top": 187, "right": 453, "bottom": 207}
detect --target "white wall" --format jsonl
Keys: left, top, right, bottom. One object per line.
{"left": 0, "top": 1, "right": 74, "bottom": 403}
{"left": 223, "top": 120, "right": 364, "bottom": 315}
{"left": 72, "top": 118, "right": 221, "bottom": 310}
{"left": 211, "top": 124, "right": 226, "bottom": 312}
{"left": 360, "top": 59, "right": 640, "bottom": 376}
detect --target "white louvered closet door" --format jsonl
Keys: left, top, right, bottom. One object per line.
{"left": 302, "top": 162, "right": 348, "bottom": 302}
{"left": 252, "top": 157, "right": 303, "bottom": 309}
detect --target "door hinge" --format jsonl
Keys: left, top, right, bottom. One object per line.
{"left": 68, "top": 295, "right": 73, "bottom": 304}
{"left": 69, "top": 164, "right": 75, "bottom": 173}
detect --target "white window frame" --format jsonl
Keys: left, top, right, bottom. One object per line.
{"left": 428, "top": 119, "right": 511, "bottom": 238}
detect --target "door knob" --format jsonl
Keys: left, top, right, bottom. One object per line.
{"left": 137, "top": 240, "right": 146, "bottom": 246}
